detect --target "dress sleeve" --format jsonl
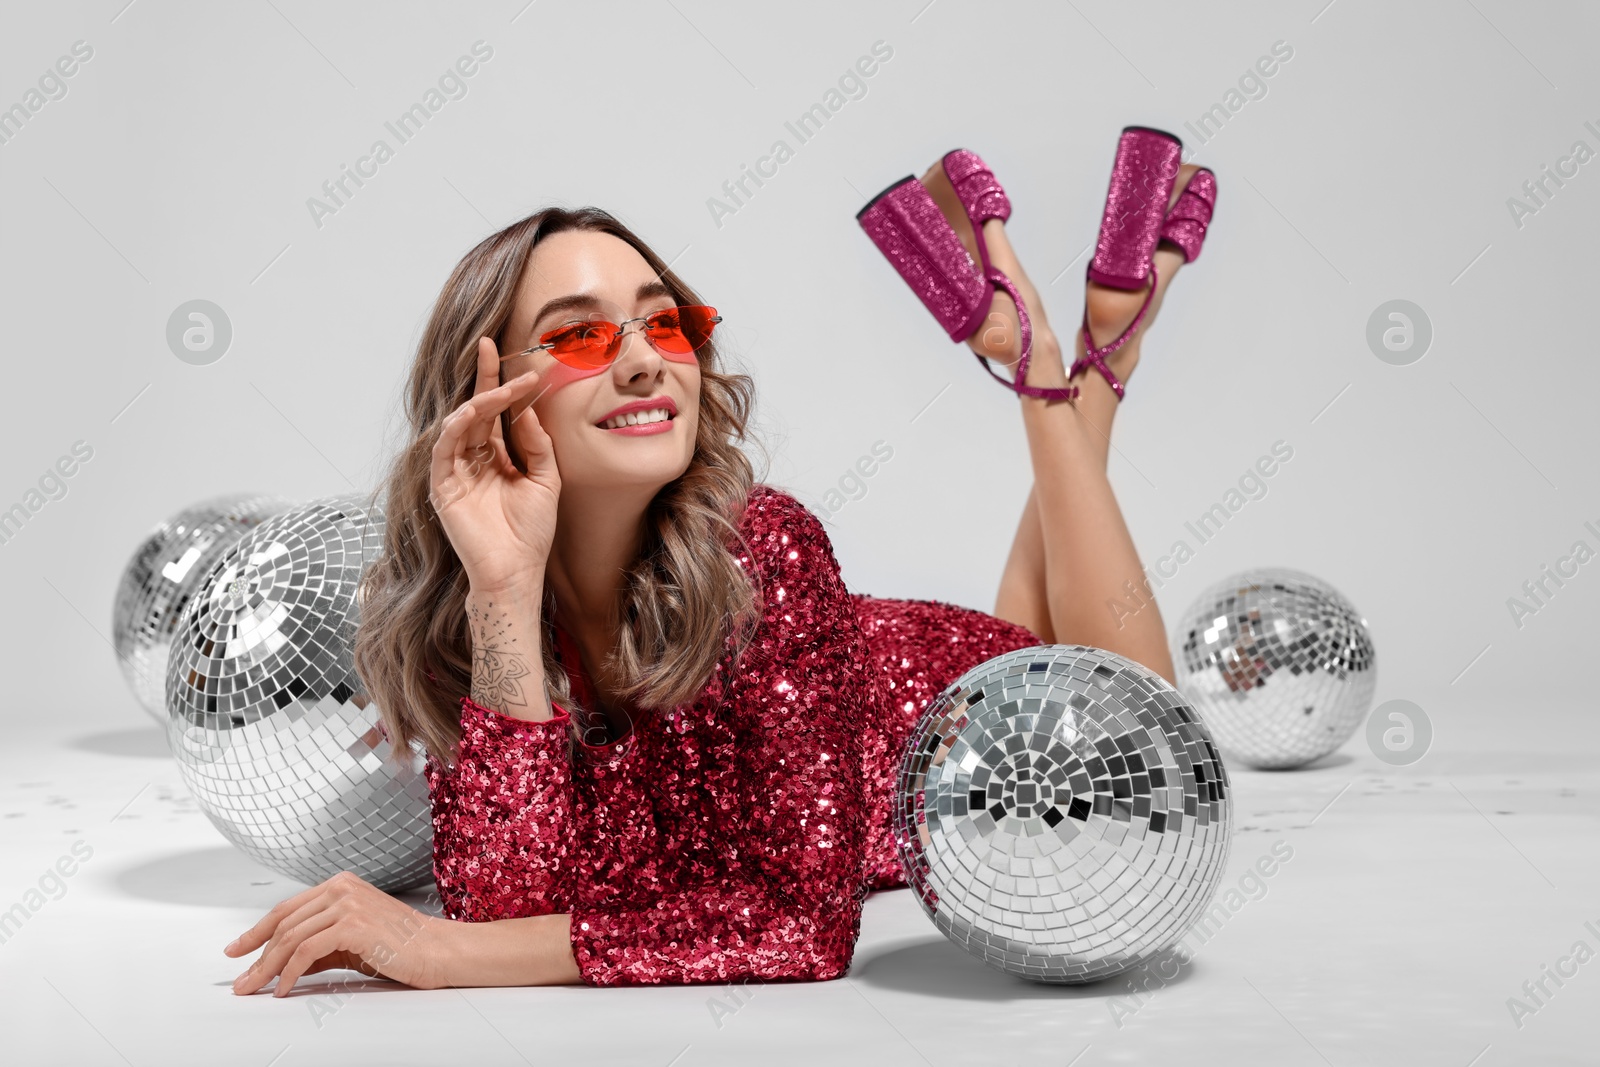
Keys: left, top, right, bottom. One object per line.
{"left": 424, "top": 698, "right": 577, "bottom": 923}
{"left": 567, "top": 491, "right": 873, "bottom": 986}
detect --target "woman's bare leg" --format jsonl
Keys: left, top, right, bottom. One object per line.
{"left": 994, "top": 484, "right": 1055, "bottom": 642}
{"left": 939, "top": 165, "right": 1203, "bottom": 684}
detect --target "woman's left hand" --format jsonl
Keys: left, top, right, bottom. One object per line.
{"left": 224, "top": 871, "right": 453, "bottom": 996}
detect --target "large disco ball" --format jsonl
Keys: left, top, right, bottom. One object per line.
{"left": 112, "top": 493, "right": 295, "bottom": 723}
{"left": 1171, "top": 567, "right": 1377, "bottom": 770}
{"left": 166, "top": 491, "right": 432, "bottom": 892}
{"left": 895, "top": 644, "right": 1233, "bottom": 984}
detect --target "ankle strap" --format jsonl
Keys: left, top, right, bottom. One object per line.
{"left": 980, "top": 268, "right": 1078, "bottom": 401}
{"left": 982, "top": 267, "right": 1031, "bottom": 368}
{"left": 1073, "top": 260, "right": 1159, "bottom": 403}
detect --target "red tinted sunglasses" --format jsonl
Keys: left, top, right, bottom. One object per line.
{"left": 508, "top": 305, "right": 722, "bottom": 370}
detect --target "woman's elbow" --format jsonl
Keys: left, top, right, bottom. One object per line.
{"left": 797, "top": 907, "right": 863, "bottom": 981}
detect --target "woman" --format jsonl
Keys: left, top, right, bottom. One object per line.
{"left": 224, "top": 126, "right": 1214, "bottom": 994}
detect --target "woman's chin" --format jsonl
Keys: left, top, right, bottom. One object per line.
{"left": 567, "top": 447, "right": 692, "bottom": 490}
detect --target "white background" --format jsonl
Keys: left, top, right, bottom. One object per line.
{"left": 2, "top": 2, "right": 1596, "bottom": 1064}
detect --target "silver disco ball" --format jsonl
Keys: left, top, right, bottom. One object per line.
{"left": 1171, "top": 567, "right": 1378, "bottom": 770}
{"left": 894, "top": 644, "right": 1233, "bottom": 984}
{"left": 166, "top": 491, "right": 432, "bottom": 892}
{"left": 112, "top": 493, "right": 295, "bottom": 723}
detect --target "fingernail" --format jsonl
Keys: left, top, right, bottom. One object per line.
{"left": 225, "top": 937, "right": 239, "bottom": 951}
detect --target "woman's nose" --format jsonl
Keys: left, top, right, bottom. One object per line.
{"left": 611, "top": 325, "right": 665, "bottom": 376}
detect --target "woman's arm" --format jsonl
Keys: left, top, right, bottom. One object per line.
{"left": 466, "top": 580, "right": 553, "bottom": 721}
{"left": 225, "top": 871, "right": 582, "bottom": 994}
{"left": 427, "top": 693, "right": 578, "bottom": 922}
{"left": 427, "top": 575, "right": 572, "bottom": 924}
{"left": 436, "top": 912, "right": 582, "bottom": 986}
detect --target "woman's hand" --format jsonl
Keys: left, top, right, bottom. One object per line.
{"left": 224, "top": 871, "right": 454, "bottom": 996}
{"left": 431, "top": 337, "right": 561, "bottom": 594}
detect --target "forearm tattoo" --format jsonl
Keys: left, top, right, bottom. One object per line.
{"left": 468, "top": 596, "right": 535, "bottom": 712}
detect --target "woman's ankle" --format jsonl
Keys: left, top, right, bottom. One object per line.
{"left": 1021, "top": 329, "right": 1070, "bottom": 390}
{"left": 969, "top": 320, "right": 1066, "bottom": 390}
{"left": 1073, "top": 335, "right": 1140, "bottom": 395}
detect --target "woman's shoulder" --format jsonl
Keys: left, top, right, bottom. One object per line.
{"left": 727, "top": 484, "right": 858, "bottom": 668}
{"left": 740, "top": 482, "right": 817, "bottom": 523}
{"left": 737, "top": 484, "right": 834, "bottom": 558}
{"left": 729, "top": 483, "right": 849, "bottom": 598}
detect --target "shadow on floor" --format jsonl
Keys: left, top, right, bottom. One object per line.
{"left": 849, "top": 937, "right": 1202, "bottom": 1000}
{"left": 1297, "top": 752, "right": 1356, "bottom": 771}
{"left": 116, "top": 845, "right": 309, "bottom": 909}
{"left": 71, "top": 725, "right": 170, "bottom": 759}
{"left": 116, "top": 845, "right": 442, "bottom": 913}
{"left": 209, "top": 975, "right": 410, "bottom": 997}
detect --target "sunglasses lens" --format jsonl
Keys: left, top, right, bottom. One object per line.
{"left": 646, "top": 306, "right": 719, "bottom": 354}
{"left": 545, "top": 322, "right": 620, "bottom": 368}
{"left": 680, "top": 305, "right": 719, "bottom": 349}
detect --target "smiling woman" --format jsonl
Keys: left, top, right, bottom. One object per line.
{"left": 225, "top": 123, "right": 1226, "bottom": 995}
{"left": 358, "top": 207, "right": 758, "bottom": 772}
{"left": 223, "top": 203, "right": 1047, "bottom": 994}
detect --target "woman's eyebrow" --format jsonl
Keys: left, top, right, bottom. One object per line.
{"left": 528, "top": 292, "right": 601, "bottom": 329}
{"left": 524, "top": 282, "right": 676, "bottom": 345}
{"left": 636, "top": 280, "right": 673, "bottom": 304}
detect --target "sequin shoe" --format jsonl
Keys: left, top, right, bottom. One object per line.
{"left": 857, "top": 150, "right": 1078, "bottom": 402}
{"left": 1070, "top": 126, "right": 1184, "bottom": 403}
{"left": 1159, "top": 166, "right": 1217, "bottom": 265}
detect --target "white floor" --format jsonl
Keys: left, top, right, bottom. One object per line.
{"left": 3, "top": 692, "right": 1595, "bottom": 1067}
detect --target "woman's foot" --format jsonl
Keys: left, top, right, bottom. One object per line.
{"left": 1076, "top": 163, "right": 1204, "bottom": 397}
{"left": 919, "top": 161, "right": 1072, "bottom": 394}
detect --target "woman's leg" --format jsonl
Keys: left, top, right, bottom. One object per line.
{"left": 968, "top": 167, "right": 1202, "bottom": 685}
{"left": 994, "top": 484, "right": 1055, "bottom": 642}
{"left": 920, "top": 163, "right": 1059, "bottom": 646}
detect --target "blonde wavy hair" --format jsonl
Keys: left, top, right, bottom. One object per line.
{"left": 354, "top": 207, "right": 770, "bottom": 767}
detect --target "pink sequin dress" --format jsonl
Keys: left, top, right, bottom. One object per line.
{"left": 425, "top": 484, "right": 1042, "bottom": 986}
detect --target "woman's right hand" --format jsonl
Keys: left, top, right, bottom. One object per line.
{"left": 429, "top": 337, "right": 560, "bottom": 594}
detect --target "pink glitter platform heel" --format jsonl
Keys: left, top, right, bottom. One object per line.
{"left": 857, "top": 149, "right": 1079, "bottom": 402}
{"left": 1070, "top": 126, "right": 1184, "bottom": 403}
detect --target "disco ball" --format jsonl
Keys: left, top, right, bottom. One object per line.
{"left": 166, "top": 491, "right": 433, "bottom": 892}
{"left": 1171, "top": 567, "right": 1377, "bottom": 770}
{"left": 112, "top": 493, "right": 295, "bottom": 723}
{"left": 894, "top": 644, "right": 1233, "bottom": 984}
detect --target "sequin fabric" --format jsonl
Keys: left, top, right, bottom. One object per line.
{"left": 1088, "top": 127, "right": 1182, "bottom": 290}
{"left": 425, "top": 484, "right": 1043, "bottom": 986}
